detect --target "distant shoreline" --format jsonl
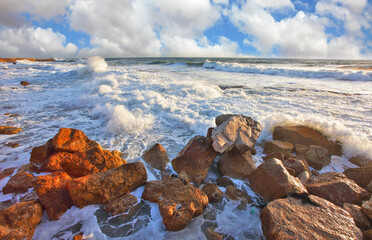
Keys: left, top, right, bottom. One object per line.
{"left": 0, "top": 58, "right": 55, "bottom": 63}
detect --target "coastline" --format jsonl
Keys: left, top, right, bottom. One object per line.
{"left": 0, "top": 58, "right": 55, "bottom": 63}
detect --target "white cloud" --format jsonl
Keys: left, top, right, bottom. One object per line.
{"left": 0, "top": 27, "right": 78, "bottom": 57}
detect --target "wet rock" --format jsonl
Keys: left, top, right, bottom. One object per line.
{"left": 2, "top": 172, "right": 34, "bottom": 194}
{"left": 142, "top": 176, "right": 208, "bottom": 231}
{"left": 306, "top": 172, "right": 371, "bottom": 206}
{"left": 263, "top": 151, "right": 309, "bottom": 176}
{"left": 273, "top": 125, "right": 342, "bottom": 156}
{"left": 263, "top": 141, "right": 294, "bottom": 155}
{"left": 0, "top": 126, "right": 22, "bottom": 134}
{"left": 0, "top": 167, "right": 16, "bottom": 180}
{"left": 201, "top": 183, "right": 223, "bottom": 203}
{"left": 178, "top": 171, "right": 190, "bottom": 185}
{"left": 105, "top": 194, "right": 139, "bottom": 216}
{"left": 172, "top": 136, "right": 218, "bottom": 184}
{"left": 73, "top": 234, "right": 83, "bottom": 240}
{"left": 212, "top": 115, "right": 262, "bottom": 154}
{"left": 260, "top": 195, "right": 363, "bottom": 240}
{"left": 297, "top": 171, "right": 310, "bottom": 185}
{"left": 4, "top": 142, "right": 19, "bottom": 148}
{"left": 67, "top": 162, "right": 147, "bottom": 208}
{"left": 204, "top": 226, "right": 223, "bottom": 240}
{"left": 303, "top": 145, "right": 331, "bottom": 170}
{"left": 344, "top": 164, "right": 372, "bottom": 189}
{"left": 248, "top": 158, "right": 307, "bottom": 201}
{"left": 217, "top": 150, "right": 255, "bottom": 180}
{"left": 225, "top": 185, "right": 252, "bottom": 204}
{"left": 343, "top": 203, "right": 371, "bottom": 229}
{"left": 32, "top": 171, "right": 73, "bottom": 220}
{"left": 142, "top": 143, "right": 169, "bottom": 171}
{"left": 216, "top": 176, "right": 234, "bottom": 188}
{"left": 30, "top": 128, "right": 126, "bottom": 177}
{"left": 0, "top": 201, "right": 43, "bottom": 240}
{"left": 362, "top": 197, "right": 372, "bottom": 221}
{"left": 349, "top": 156, "right": 372, "bottom": 167}
{"left": 20, "top": 81, "right": 29, "bottom": 86}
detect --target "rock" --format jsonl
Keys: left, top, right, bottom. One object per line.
{"left": 4, "top": 142, "right": 19, "bottom": 148}
{"left": 225, "top": 185, "right": 252, "bottom": 204}
{"left": 20, "top": 81, "right": 29, "bottom": 86}
{"left": 0, "top": 126, "right": 22, "bottom": 135}
{"left": 178, "top": 171, "right": 190, "bottom": 185}
{"left": 201, "top": 183, "right": 223, "bottom": 203}
{"left": 2, "top": 172, "right": 34, "bottom": 194}
{"left": 0, "top": 201, "right": 43, "bottom": 240}
{"left": 349, "top": 156, "right": 372, "bottom": 167}
{"left": 263, "top": 141, "right": 294, "bottom": 155}
{"left": 367, "top": 180, "right": 372, "bottom": 192}
{"left": 303, "top": 145, "right": 331, "bottom": 170}
{"left": 294, "top": 144, "right": 308, "bottom": 157}
{"left": 344, "top": 164, "right": 372, "bottom": 189}
{"left": 343, "top": 203, "right": 371, "bottom": 229}
{"left": 216, "top": 176, "right": 234, "bottom": 187}
{"left": 273, "top": 125, "right": 342, "bottom": 156}
{"left": 142, "top": 143, "right": 169, "bottom": 170}
{"left": 204, "top": 226, "right": 223, "bottom": 240}
{"left": 211, "top": 115, "right": 262, "bottom": 154}
{"left": 172, "top": 136, "right": 218, "bottom": 184}
{"left": 30, "top": 128, "right": 126, "bottom": 177}
{"left": 260, "top": 195, "right": 363, "bottom": 240}
{"left": 306, "top": 172, "right": 371, "bottom": 206}
{"left": 311, "top": 170, "right": 320, "bottom": 176}
{"left": 248, "top": 158, "right": 307, "bottom": 201}
{"left": 32, "top": 171, "right": 73, "bottom": 220}
{"left": 217, "top": 150, "right": 255, "bottom": 180}
{"left": 297, "top": 171, "right": 310, "bottom": 185}
{"left": 215, "top": 114, "right": 235, "bottom": 126}
{"left": 263, "top": 151, "right": 309, "bottom": 176}
{"left": 0, "top": 167, "right": 16, "bottom": 180}
{"left": 67, "top": 162, "right": 147, "bottom": 208}
{"left": 362, "top": 197, "right": 372, "bottom": 221}
{"left": 142, "top": 176, "right": 208, "bottom": 231}
{"left": 73, "top": 234, "right": 83, "bottom": 240}
{"left": 104, "top": 194, "right": 139, "bottom": 216}
{"left": 206, "top": 127, "right": 214, "bottom": 139}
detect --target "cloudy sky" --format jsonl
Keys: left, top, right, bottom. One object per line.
{"left": 0, "top": 0, "right": 371, "bottom": 59}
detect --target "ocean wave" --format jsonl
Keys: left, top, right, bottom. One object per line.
{"left": 203, "top": 60, "right": 372, "bottom": 81}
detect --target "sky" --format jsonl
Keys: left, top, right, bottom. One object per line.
{"left": 0, "top": 0, "right": 371, "bottom": 59}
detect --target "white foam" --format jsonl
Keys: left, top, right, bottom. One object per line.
{"left": 88, "top": 56, "right": 108, "bottom": 72}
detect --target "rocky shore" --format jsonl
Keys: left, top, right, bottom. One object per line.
{"left": 0, "top": 115, "right": 371, "bottom": 239}
{"left": 0, "top": 58, "right": 55, "bottom": 63}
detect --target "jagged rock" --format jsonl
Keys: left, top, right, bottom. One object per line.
{"left": 263, "top": 151, "right": 309, "bottom": 177}
{"left": 217, "top": 150, "right": 255, "bottom": 180}
{"left": 172, "top": 136, "right": 218, "bottom": 184}
{"left": 225, "top": 185, "right": 252, "bottom": 204}
{"left": 294, "top": 144, "right": 308, "bottom": 157}
{"left": 263, "top": 141, "right": 294, "bottom": 154}
{"left": 0, "top": 167, "right": 16, "bottom": 180}
{"left": 273, "top": 125, "right": 342, "bottom": 156}
{"left": 260, "top": 195, "right": 363, "bottom": 240}
{"left": 67, "top": 162, "right": 147, "bottom": 208}
{"left": 0, "top": 201, "right": 43, "bottom": 240}
{"left": 105, "top": 194, "right": 139, "bottom": 216}
{"left": 349, "top": 156, "right": 372, "bottom": 167}
{"left": 142, "top": 143, "right": 169, "bottom": 170}
{"left": 32, "top": 171, "right": 73, "bottom": 220}
{"left": 343, "top": 203, "right": 371, "bottom": 229}
{"left": 306, "top": 172, "right": 371, "bottom": 206}
{"left": 362, "top": 197, "right": 372, "bottom": 221}
{"left": 303, "top": 145, "right": 331, "bottom": 170}
{"left": 248, "top": 158, "right": 307, "bottom": 201}
{"left": 2, "top": 172, "right": 33, "bottom": 194}
{"left": 20, "top": 81, "right": 29, "bottom": 86}
{"left": 211, "top": 115, "right": 262, "bottom": 154}
{"left": 30, "top": 128, "right": 126, "bottom": 177}
{"left": 216, "top": 176, "right": 234, "bottom": 187}
{"left": 201, "top": 183, "right": 223, "bottom": 203}
{"left": 178, "top": 171, "right": 190, "bottom": 185}
{"left": 0, "top": 126, "right": 22, "bottom": 135}
{"left": 297, "top": 171, "right": 310, "bottom": 185}
{"left": 344, "top": 164, "right": 372, "bottom": 189}
{"left": 142, "top": 176, "right": 208, "bottom": 231}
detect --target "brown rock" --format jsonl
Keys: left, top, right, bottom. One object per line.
{"left": 260, "top": 195, "right": 363, "bottom": 240}
{"left": 206, "top": 127, "right": 214, "bottom": 139}
{"left": 2, "top": 172, "right": 33, "bottom": 194}
{"left": 263, "top": 141, "right": 294, "bottom": 154}
{"left": 362, "top": 197, "right": 372, "bottom": 221}
{"left": 216, "top": 176, "right": 234, "bottom": 187}
{"left": 105, "top": 194, "right": 139, "bottom": 216}
{"left": 344, "top": 164, "right": 372, "bottom": 189}
{"left": 263, "top": 151, "right": 309, "bottom": 176}
{"left": 306, "top": 172, "right": 371, "bottom": 206}
{"left": 32, "top": 171, "right": 73, "bottom": 220}
{"left": 201, "top": 183, "right": 223, "bottom": 203}
{"left": 367, "top": 180, "right": 372, "bottom": 192}
{"left": 30, "top": 143, "right": 50, "bottom": 164}
{"left": 312, "top": 170, "right": 320, "bottom": 176}
{"left": 248, "top": 158, "right": 307, "bottom": 201}
{"left": 294, "top": 144, "right": 308, "bottom": 157}
{"left": 304, "top": 145, "right": 331, "bottom": 170}
{"left": 73, "top": 234, "right": 83, "bottom": 240}
{"left": 172, "top": 136, "right": 218, "bottom": 184}
{"left": 273, "top": 125, "right": 342, "bottom": 156}
{"left": 142, "top": 143, "right": 169, "bottom": 170}
{"left": 0, "top": 167, "right": 16, "bottom": 180}
{"left": 0, "top": 126, "right": 22, "bottom": 135}
{"left": 297, "top": 171, "right": 310, "bottom": 185}
{"left": 217, "top": 150, "right": 255, "bottom": 180}
{"left": 215, "top": 114, "right": 235, "bottom": 126}
{"left": 364, "top": 229, "right": 372, "bottom": 240}
{"left": 0, "top": 201, "right": 43, "bottom": 240}
{"left": 204, "top": 226, "right": 223, "bottom": 240}
{"left": 349, "top": 156, "right": 372, "bottom": 167}
{"left": 142, "top": 176, "right": 208, "bottom": 231}
{"left": 178, "top": 171, "right": 190, "bottom": 185}
{"left": 212, "top": 115, "right": 262, "bottom": 154}
{"left": 4, "top": 142, "right": 19, "bottom": 148}
{"left": 67, "top": 162, "right": 147, "bottom": 208}
{"left": 20, "top": 81, "right": 29, "bottom": 86}
{"left": 343, "top": 203, "right": 371, "bottom": 229}
{"left": 225, "top": 185, "right": 252, "bottom": 204}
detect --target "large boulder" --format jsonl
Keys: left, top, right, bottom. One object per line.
{"left": 349, "top": 156, "right": 372, "bottom": 167}
{"left": 0, "top": 201, "right": 43, "bottom": 240}
{"left": 343, "top": 203, "right": 371, "bottom": 229}
{"left": 343, "top": 164, "right": 372, "bottom": 189}
{"left": 32, "top": 171, "right": 73, "bottom": 220}
{"left": 248, "top": 158, "right": 307, "bottom": 201}
{"left": 172, "top": 136, "right": 218, "bottom": 183}
{"left": 306, "top": 172, "right": 371, "bottom": 206}
{"left": 0, "top": 126, "right": 22, "bottom": 135}
{"left": 67, "top": 162, "right": 147, "bottom": 208}
{"left": 362, "top": 197, "right": 372, "bottom": 221}
{"left": 273, "top": 125, "right": 342, "bottom": 156}
{"left": 142, "top": 176, "right": 208, "bottom": 231}
{"left": 104, "top": 194, "right": 140, "bottom": 216}
{"left": 2, "top": 172, "right": 33, "bottom": 194}
{"left": 263, "top": 140, "right": 294, "bottom": 155}
{"left": 303, "top": 145, "right": 331, "bottom": 170}
{"left": 211, "top": 115, "right": 262, "bottom": 154}
{"left": 260, "top": 195, "right": 363, "bottom": 240}
{"left": 142, "top": 143, "right": 169, "bottom": 170}
{"left": 217, "top": 150, "right": 255, "bottom": 180}
{"left": 30, "top": 128, "right": 126, "bottom": 177}
{"left": 263, "top": 151, "right": 309, "bottom": 177}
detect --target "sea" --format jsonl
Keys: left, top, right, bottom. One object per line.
{"left": 0, "top": 57, "right": 372, "bottom": 239}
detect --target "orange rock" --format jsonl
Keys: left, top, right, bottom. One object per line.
{"left": 263, "top": 151, "right": 310, "bottom": 176}
{"left": 2, "top": 172, "right": 34, "bottom": 194}
{"left": 105, "top": 194, "right": 139, "bottom": 216}
{"left": 343, "top": 203, "right": 371, "bottom": 229}
{"left": 67, "top": 162, "right": 147, "bottom": 208}
{"left": 0, "top": 126, "right": 22, "bottom": 134}
{"left": 20, "top": 81, "right": 29, "bottom": 86}
{"left": 201, "top": 183, "right": 223, "bottom": 203}
{"left": 32, "top": 171, "right": 73, "bottom": 220}
{"left": 225, "top": 185, "right": 252, "bottom": 204}
{"left": 0, "top": 201, "right": 43, "bottom": 240}
{"left": 263, "top": 140, "right": 294, "bottom": 154}
{"left": 217, "top": 150, "right": 255, "bottom": 180}
{"left": 0, "top": 167, "right": 16, "bottom": 180}
{"left": 142, "top": 143, "right": 169, "bottom": 170}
